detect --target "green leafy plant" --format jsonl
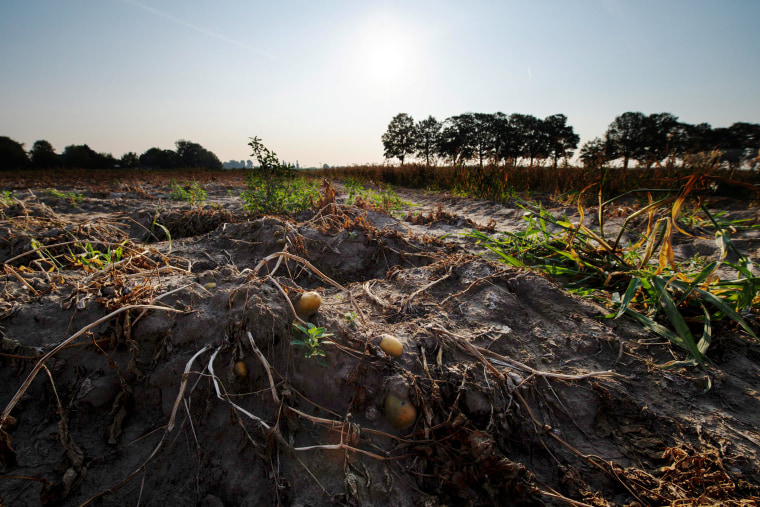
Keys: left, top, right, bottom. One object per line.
{"left": 241, "top": 136, "right": 319, "bottom": 214}
{"left": 344, "top": 311, "right": 359, "bottom": 327}
{"left": 44, "top": 188, "right": 84, "bottom": 205}
{"left": 67, "top": 242, "right": 124, "bottom": 271}
{"left": 143, "top": 203, "right": 172, "bottom": 249}
{"left": 168, "top": 180, "right": 207, "bottom": 204}
{"left": 344, "top": 177, "right": 409, "bottom": 212}
{"left": 0, "top": 190, "right": 14, "bottom": 207}
{"left": 292, "top": 323, "right": 333, "bottom": 362}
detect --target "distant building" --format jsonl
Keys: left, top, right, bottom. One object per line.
{"left": 221, "top": 159, "right": 257, "bottom": 169}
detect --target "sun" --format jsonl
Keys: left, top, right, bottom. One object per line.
{"left": 356, "top": 18, "right": 414, "bottom": 86}
{"left": 365, "top": 38, "right": 406, "bottom": 83}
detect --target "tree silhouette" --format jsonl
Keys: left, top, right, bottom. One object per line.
{"left": 635, "top": 113, "right": 680, "bottom": 168}
{"left": 139, "top": 148, "right": 179, "bottom": 169}
{"left": 437, "top": 114, "right": 476, "bottom": 164}
{"left": 489, "top": 112, "right": 519, "bottom": 165}
{"left": 120, "top": 152, "right": 139, "bottom": 168}
{"left": 470, "top": 113, "right": 497, "bottom": 167}
{"left": 175, "top": 139, "right": 222, "bottom": 170}
{"left": 543, "top": 114, "right": 580, "bottom": 168}
{"left": 61, "top": 144, "right": 114, "bottom": 169}
{"left": 604, "top": 112, "right": 647, "bottom": 169}
{"left": 414, "top": 116, "right": 441, "bottom": 166}
{"left": 29, "top": 140, "right": 60, "bottom": 168}
{"left": 510, "top": 113, "right": 548, "bottom": 165}
{"left": 382, "top": 113, "right": 417, "bottom": 164}
{"left": 0, "top": 136, "right": 29, "bottom": 170}
{"left": 579, "top": 137, "right": 608, "bottom": 169}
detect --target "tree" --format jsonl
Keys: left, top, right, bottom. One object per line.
{"left": 510, "top": 113, "right": 548, "bottom": 165}
{"left": 634, "top": 113, "right": 680, "bottom": 167}
{"left": 490, "top": 112, "right": 520, "bottom": 165}
{"left": 382, "top": 113, "right": 416, "bottom": 164}
{"left": 471, "top": 113, "right": 496, "bottom": 167}
{"left": 437, "top": 114, "right": 477, "bottom": 165}
{"left": 139, "top": 147, "right": 179, "bottom": 169}
{"left": 0, "top": 136, "right": 30, "bottom": 170}
{"left": 682, "top": 122, "right": 716, "bottom": 154}
{"left": 604, "top": 112, "right": 647, "bottom": 169}
{"left": 175, "top": 140, "right": 222, "bottom": 170}
{"left": 543, "top": 114, "right": 580, "bottom": 168}
{"left": 120, "top": 152, "right": 139, "bottom": 168}
{"left": 414, "top": 116, "right": 441, "bottom": 166}
{"left": 579, "top": 137, "right": 608, "bottom": 169}
{"left": 61, "top": 144, "right": 112, "bottom": 169}
{"left": 29, "top": 140, "right": 60, "bottom": 168}
{"left": 726, "top": 122, "right": 760, "bottom": 166}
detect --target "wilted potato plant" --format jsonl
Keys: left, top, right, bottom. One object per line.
{"left": 468, "top": 174, "right": 759, "bottom": 370}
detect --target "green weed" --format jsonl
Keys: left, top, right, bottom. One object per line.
{"left": 44, "top": 188, "right": 84, "bottom": 205}
{"left": 344, "top": 177, "right": 410, "bottom": 212}
{"left": 241, "top": 137, "right": 319, "bottom": 214}
{"left": 67, "top": 242, "right": 124, "bottom": 271}
{"left": 292, "top": 323, "right": 334, "bottom": 364}
{"left": 0, "top": 190, "right": 14, "bottom": 207}
{"left": 168, "top": 180, "right": 207, "bottom": 204}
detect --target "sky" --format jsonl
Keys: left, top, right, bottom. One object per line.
{"left": 1, "top": 0, "right": 759, "bottom": 168}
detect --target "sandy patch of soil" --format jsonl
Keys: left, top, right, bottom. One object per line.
{"left": 1, "top": 175, "right": 759, "bottom": 506}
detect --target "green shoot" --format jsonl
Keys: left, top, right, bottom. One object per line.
{"left": 292, "top": 323, "right": 334, "bottom": 363}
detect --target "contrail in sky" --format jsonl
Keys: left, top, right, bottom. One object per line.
{"left": 116, "top": 0, "right": 283, "bottom": 62}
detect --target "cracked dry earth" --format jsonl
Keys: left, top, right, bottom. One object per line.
{"left": 1, "top": 173, "right": 759, "bottom": 506}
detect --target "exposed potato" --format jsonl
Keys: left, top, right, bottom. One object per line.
{"left": 234, "top": 361, "right": 248, "bottom": 378}
{"left": 384, "top": 394, "right": 417, "bottom": 429}
{"left": 379, "top": 334, "right": 403, "bottom": 357}
{"left": 294, "top": 291, "right": 322, "bottom": 318}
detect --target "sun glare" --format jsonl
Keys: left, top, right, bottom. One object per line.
{"left": 356, "top": 19, "right": 414, "bottom": 86}
{"left": 366, "top": 38, "right": 406, "bottom": 83}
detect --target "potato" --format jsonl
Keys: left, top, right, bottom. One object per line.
{"left": 379, "top": 334, "right": 403, "bottom": 357}
{"left": 384, "top": 394, "right": 417, "bottom": 429}
{"left": 294, "top": 291, "right": 322, "bottom": 318}
{"left": 234, "top": 360, "right": 248, "bottom": 378}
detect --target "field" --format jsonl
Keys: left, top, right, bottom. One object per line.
{"left": 1, "top": 167, "right": 759, "bottom": 506}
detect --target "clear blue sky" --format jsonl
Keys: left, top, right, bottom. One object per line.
{"left": 1, "top": 0, "right": 759, "bottom": 167}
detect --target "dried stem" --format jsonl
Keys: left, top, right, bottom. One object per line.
{"left": 400, "top": 266, "right": 453, "bottom": 312}
{"left": 1, "top": 304, "right": 181, "bottom": 426}
{"left": 253, "top": 251, "right": 366, "bottom": 326}
{"left": 246, "top": 331, "right": 280, "bottom": 404}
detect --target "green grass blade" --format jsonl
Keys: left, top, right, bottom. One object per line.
{"left": 624, "top": 307, "right": 686, "bottom": 348}
{"left": 675, "top": 261, "right": 718, "bottom": 306}
{"left": 614, "top": 277, "right": 643, "bottom": 319}
{"left": 669, "top": 279, "right": 757, "bottom": 340}
{"left": 689, "top": 286, "right": 758, "bottom": 341}
{"left": 155, "top": 223, "right": 172, "bottom": 254}
{"left": 723, "top": 260, "right": 755, "bottom": 279}
{"left": 651, "top": 276, "right": 705, "bottom": 365}
{"left": 485, "top": 245, "right": 524, "bottom": 267}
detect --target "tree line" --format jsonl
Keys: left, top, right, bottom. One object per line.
{"left": 382, "top": 112, "right": 760, "bottom": 169}
{"left": 580, "top": 112, "right": 760, "bottom": 169}
{"left": 382, "top": 112, "right": 579, "bottom": 168}
{"left": 0, "top": 137, "right": 223, "bottom": 171}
